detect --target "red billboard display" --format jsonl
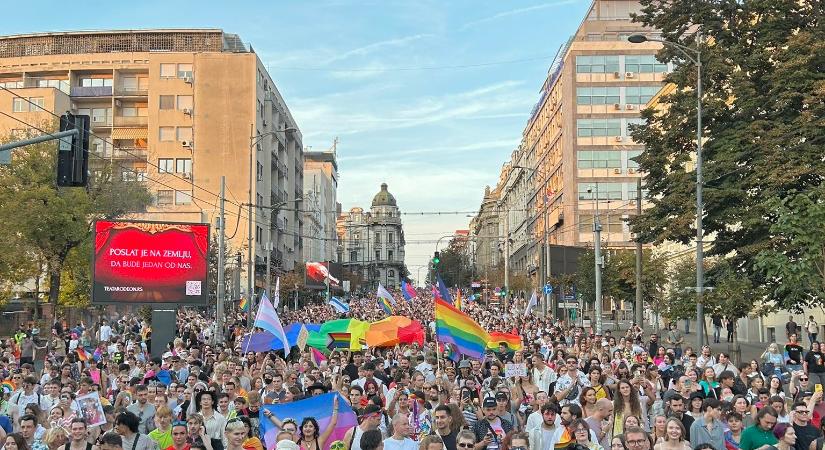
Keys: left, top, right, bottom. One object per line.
{"left": 92, "top": 220, "right": 210, "bottom": 304}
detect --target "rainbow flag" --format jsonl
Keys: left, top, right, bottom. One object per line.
{"left": 76, "top": 348, "right": 91, "bottom": 362}
{"left": 377, "top": 284, "right": 396, "bottom": 315}
{"left": 93, "top": 348, "right": 103, "bottom": 362}
{"left": 239, "top": 296, "right": 249, "bottom": 312}
{"left": 487, "top": 331, "right": 523, "bottom": 351}
{"left": 252, "top": 291, "right": 290, "bottom": 352}
{"left": 261, "top": 393, "right": 356, "bottom": 450}
{"left": 1, "top": 380, "right": 15, "bottom": 394}
{"left": 401, "top": 280, "right": 416, "bottom": 302}
{"left": 327, "top": 332, "right": 351, "bottom": 351}
{"left": 435, "top": 298, "right": 489, "bottom": 359}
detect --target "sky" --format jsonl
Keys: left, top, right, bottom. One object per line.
{"left": 1, "top": 0, "right": 593, "bottom": 276}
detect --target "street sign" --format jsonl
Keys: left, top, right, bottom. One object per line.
{"left": 564, "top": 295, "right": 575, "bottom": 300}
{"left": 471, "top": 281, "right": 481, "bottom": 288}
{"left": 559, "top": 302, "right": 579, "bottom": 308}
{"left": 543, "top": 284, "right": 553, "bottom": 294}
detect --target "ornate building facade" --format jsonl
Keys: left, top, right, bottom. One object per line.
{"left": 336, "top": 183, "right": 406, "bottom": 290}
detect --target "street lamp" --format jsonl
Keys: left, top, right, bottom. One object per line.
{"left": 629, "top": 33, "right": 704, "bottom": 346}
{"left": 247, "top": 126, "right": 297, "bottom": 328}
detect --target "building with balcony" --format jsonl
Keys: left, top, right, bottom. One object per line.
{"left": 0, "top": 29, "right": 305, "bottom": 296}
{"left": 302, "top": 146, "right": 339, "bottom": 263}
{"left": 336, "top": 183, "right": 406, "bottom": 290}
{"left": 469, "top": 185, "right": 501, "bottom": 278}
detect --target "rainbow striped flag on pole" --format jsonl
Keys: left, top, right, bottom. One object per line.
{"left": 435, "top": 298, "right": 489, "bottom": 359}
{"left": 376, "top": 284, "right": 396, "bottom": 315}
{"left": 239, "top": 296, "right": 249, "bottom": 312}
{"left": 253, "top": 291, "right": 290, "bottom": 353}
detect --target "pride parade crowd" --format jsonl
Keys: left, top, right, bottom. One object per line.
{"left": 2, "top": 288, "right": 825, "bottom": 450}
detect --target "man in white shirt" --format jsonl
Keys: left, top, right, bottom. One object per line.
{"left": 10, "top": 376, "right": 51, "bottom": 411}
{"left": 695, "top": 346, "right": 717, "bottom": 370}
{"left": 99, "top": 320, "right": 112, "bottom": 343}
{"left": 554, "top": 358, "right": 588, "bottom": 406}
{"left": 383, "top": 413, "right": 417, "bottom": 450}
{"left": 528, "top": 403, "right": 558, "bottom": 450}
{"left": 531, "top": 356, "right": 555, "bottom": 394}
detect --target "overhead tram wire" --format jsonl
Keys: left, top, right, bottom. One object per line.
{"left": 266, "top": 54, "right": 557, "bottom": 73}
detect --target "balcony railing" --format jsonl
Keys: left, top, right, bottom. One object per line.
{"left": 271, "top": 189, "right": 285, "bottom": 204}
{"left": 274, "top": 159, "right": 287, "bottom": 177}
{"left": 112, "top": 147, "right": 148, "bottom": 160}
{"left": 114, "top": 116, "right": 148, "bottom": 126}
{"left": 114, "top": 88, "right": 148, "bottom": 97}
{"left": 71, "top": 86, "right": 113, "bottom": 97}
{"left": 21, "top": 77, "right": 71, "bottom": 94}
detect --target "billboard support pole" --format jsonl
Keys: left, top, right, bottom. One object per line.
{"left": 216, "top": 176, "right": 226, "bottom": 344}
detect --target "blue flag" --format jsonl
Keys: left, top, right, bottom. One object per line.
{"left": 436, "top": 274, "right": 453, "bottom": 303}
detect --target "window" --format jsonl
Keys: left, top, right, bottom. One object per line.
{"left": 256, "top": 226, "right": 262, "bottom": 243}
{"left": 578, "top": 182, "right": 624, "bottom": 200}
{"left": 177, "top": 95, "right": 193, "bottom": 110}
{"left": 160, "top": 63, "right": 176, "bottom": 78}
{"left": 29, "top": 97, "right": 45, "bottom": 110}
{"left": 256, "top": 161, "right": 263, "bottom": 181}
{"left": 374, "top": 232, "right": 381, "bottom": 244}
{"left": 625, "top": 55, "right": 668, "bottom": 73}
{"left": 159, "top": 95, "right": 175, "bottom": 110}
{"left": 387, "top": 232, "right": 394, "bottom": 243}
{"left": 177, "top": 64, "right": 193, "bottom": 79}
{"left": 156, "top": 190, "right": 173, "bottom": 205}
{"left": 121, "top": 76, "right": 138, "bottom": 91}
{"left": 575, "top": 55, "right": 620, "bottom": 73}
{"left": 576, "top": 87, "right": 620, "bottom": 105}
{"left": 577, "top": 150, "right": 621, "bottom": 168}
{"left": 388, "top": 269, "right": 395, "bottom": 278}
{"left": 627, "top": 150, "right": 642, "bottom": 169}
{"left": 577, "top": 119, "right": 622, "bottom": 137}
{"left": 625, "top": 86, "right": 660, "bottom": 104}
{"left": 628, "top": 183, "right": 649, "bottom": 200}
{"left": 176, "top": 127, "right": 193, "bottom": 141}
{"left": 350, "top": 251, "right": 358, "bottom": 262}
{"left": 375, "top": 250, "right": 381, "bottom": 261}
{"left": 91, "top": 108, "right": 110, "bottom": 124}
{"left": 388, "top": 250, "right": 394, "bottom": 261}
{"left": 158, "top": 158, "right": 174, "bottom": 173}
{"left": 175, "top": 158, "right": 192, "bottom": 174}
{"left": 12, "top": 98, "right": 25, "bottom": 112}
{"left": 121, "top": 107, "right": 138, "bottom": 117}
{"left": 80, "top": 78, "right": 112, "bottom": 87}
{"left": 159, "top": 127, "right": 175, "bottom": 141}
{"left": 626, "top": 118, "right": 645, "bottom": 135}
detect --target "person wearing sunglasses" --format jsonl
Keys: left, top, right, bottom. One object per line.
{"left": 455, "top": 431, "right": 475, "bottom": 450}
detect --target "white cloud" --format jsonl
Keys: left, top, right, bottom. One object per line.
{"left": 322, "top": 33, "right": 435, "bottom": 65}
{"left": 460, "top": 0, "right": 585, "bottom": 31}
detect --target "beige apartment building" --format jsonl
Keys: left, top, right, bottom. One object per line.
{"left": 0, "top": 29, "right": 305, "bottom": 296}
{"left": 303, "top": 148, "right": 339, "bottom": 263}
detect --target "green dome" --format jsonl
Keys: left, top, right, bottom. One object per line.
{"left": 371, "top": 183, "right": 397, "bottom": 207}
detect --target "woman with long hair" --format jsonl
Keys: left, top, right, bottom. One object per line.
{"left": 698, "top": 367, "right": 719, "bottom": 398}
{"left": 768, "top": 376, "right": 785, "bottom": 399}
{"left": 42, "top": 428, "right": 66, "bottom": 450}
{"left": 588, "top": 367, "right": 612, "bottom": 401}
{"left": 730, "top": 396, "right": 755, "bottom": 428}
{"left": 612, "top": 380, "right": 646, "bottom": 436}
{"left": 651, "top": 415, "right": 667, "bottom": 444}
{"left": 687, "top": 392, "right": 704, "bottom": 418}
{"left": 4, "top": 433, "right": 29, "bottom": 450}
{"left": 235, "top": 416, "right": 263, "bottom": 450}
{"left": 579, "top": 387, "right": 599, "bottom": 418}
{"left": 271, "top": 397, "right": 339, "bottom": 450}
{"left": 653, "top": 417, "right": 690, "bottom": 450}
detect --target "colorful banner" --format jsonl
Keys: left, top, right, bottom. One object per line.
{"left": 260, "top": 393, "right": 355, "bottom": 450}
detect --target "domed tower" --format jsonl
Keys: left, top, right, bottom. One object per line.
{"left": 368, "top": 183, "right": 405, "bottom": 289}
{"left": 336, "top": 183, "right": 406, "bottom": 291}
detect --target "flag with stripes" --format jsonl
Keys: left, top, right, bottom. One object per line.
{"left": 328, "top": 296, "right": 350, "bottom": 314}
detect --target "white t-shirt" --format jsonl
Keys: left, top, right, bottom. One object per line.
{"left": 99, "top": 325, "right": 112, "bottom": 342}
{"left": 383, "top": 436, "right": 418, "bottom": 450}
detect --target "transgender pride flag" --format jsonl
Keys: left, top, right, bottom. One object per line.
{"left": 253, "top": 291, "right": 290, "bottom": 353}
{"left": 260, "top": 393, "right": 355, "bottom": 450}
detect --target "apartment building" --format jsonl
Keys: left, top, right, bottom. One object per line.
{"left": 0, "top": 29, "right": 305, "bottom": 295}
{"left": 303, "top": 148, "right": 339, "bottom": 263}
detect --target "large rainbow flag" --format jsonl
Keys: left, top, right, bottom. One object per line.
{"left": 487, "top": 331, "right": 523, "bottom": 351}
{"left": 435, "top": 298, "right": 489, "bottom": 359}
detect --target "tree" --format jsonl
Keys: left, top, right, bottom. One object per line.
{"left": 630, "top": 0, "right": 825, "bottom": 311}
{"left": 432, "top": 245, "right": 473, "bottom": 288}
{"left": 0, "top": 131, "right": 152, "bottom": 306}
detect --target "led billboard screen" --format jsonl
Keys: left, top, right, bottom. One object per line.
{"left": 92, "top": 220, "right": 210, "bottom": 304}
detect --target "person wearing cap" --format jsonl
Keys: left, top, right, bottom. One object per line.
{"left": 343, "top": 404, "right": 383, "bottom": 450}
{"left": 471, "top": 397, "right": 514, "bottom": 450}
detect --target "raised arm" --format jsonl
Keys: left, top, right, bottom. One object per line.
{"left": 318, "top": 396, "right": 340, "bottom": 448}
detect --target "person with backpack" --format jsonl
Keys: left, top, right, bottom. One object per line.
{"left": 11, "top": 376, "right": 51, "bottom": 411}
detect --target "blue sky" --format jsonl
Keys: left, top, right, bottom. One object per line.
{"left": 1, "top": 0, "right": 593, "bottom": 274}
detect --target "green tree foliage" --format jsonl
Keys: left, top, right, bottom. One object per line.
{"left": 432, "top": 245, "right": 474, "bottom": 288}
{"left": 0, "top": 133, "right": 152, "bottom": 305}
{"left": 630, "top": 0, "right": 825, "bottom": 310}
{"left": 755, "top": 189, "right": 825, "bottom": 311}
{"left": 574, "top": 248, "right": 668, "bottom": 312}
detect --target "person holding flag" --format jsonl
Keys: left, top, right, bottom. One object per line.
{"left": 377, "top": 284, "right": 397, "bottom": 315}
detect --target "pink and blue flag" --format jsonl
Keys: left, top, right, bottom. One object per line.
{"left": 253, "top": 290, "right": 290, "bottom": 353}
{"left": 260, "top": 392, "right": 356, "bottom": 450}
{"left": 401, "top": 280, "right": 416, "bottom": 302}
{"left": 436, "top": 274, "right": 453, "bottom": 303}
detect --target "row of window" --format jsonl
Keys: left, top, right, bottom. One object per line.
{"left": 156, "top": 189, "right": 192, "bottom": 205}
{"left": 576, "top": 86, "right": 661, "bottom": 105}
{"left": 11, "top": 97, "right": 44, "bottom": 112}
{"left": 159, "top": 126, "right": 193, "bottom": 142}
{"left": 159, "top": 95, "right": 193, "bottom": 111}
{"left": 159, "top": 63, "right": 194, "bottom": 79}
{"left": 576, "top": 55, "right": 669, "bottom": 74}
{"left": 158, "top": 158, "right": 192, "bottom": 174}
{"left": 351, "top": 231, "right": 396, "bottom": 243}
{"left": 576, "top": 118, "right": 645, "bottom": 137}
{"left": 577, "top": 150, "right": 642, "bottom": 169}
{"left": 577, "top": 182, "right": 648, "bottom": 200}
{"left": 347, "top": 251, "right": 398, "bottom": 263}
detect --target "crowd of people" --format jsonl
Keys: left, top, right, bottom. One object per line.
{"left": 2, "top": 291, "right": 825, "bottom": 450}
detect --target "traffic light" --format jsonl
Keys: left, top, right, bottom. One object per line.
{"left": 432, "top": 251, "right": 440, "bottom": 267}
{"left": 56, "top": 113, "right": 90, "bottom": 187}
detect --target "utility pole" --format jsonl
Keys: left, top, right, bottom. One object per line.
{"left": 216, "top": 176, "right": 226, "bottom": 344}
{"left": 635, "top": 178, "right": 643, "bottom": 327}
{"left": 544, "top": 205, "right": 551, "bottom": 316}
{"left": 247, "top": 124, "right": 255, "bottom": 329}
{"left": 503, "top": 208, "right": 510, "bottom": 308}
{"left": 593, "top": 184, "right": 603, "bottom": 334}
